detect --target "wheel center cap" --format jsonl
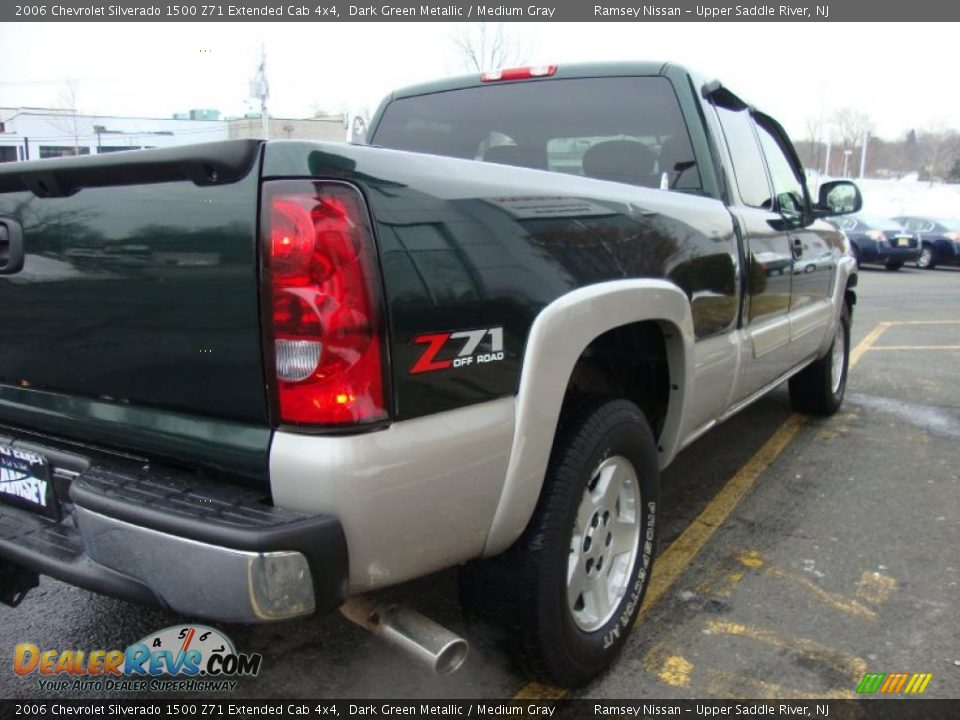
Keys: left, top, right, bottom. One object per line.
{"left": 583, "top": 507, "right": 614, "bottom": 578}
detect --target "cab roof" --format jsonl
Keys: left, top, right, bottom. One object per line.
{"left": 390, "top": 61, "right": 679, "bottom": 100}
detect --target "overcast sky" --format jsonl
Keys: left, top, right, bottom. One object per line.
{"left": 1, "top": 22, "right": 958, "bottom": 142}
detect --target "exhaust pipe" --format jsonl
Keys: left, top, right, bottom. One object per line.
{"left": 340, "top": 596, "right": 469, "bottom": 675}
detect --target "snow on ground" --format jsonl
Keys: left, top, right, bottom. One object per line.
{"left": 856, "top": 178, "right": 960, "bottom": 218}
{"left": 7, "top": 254, "right": 88, "bottom": 284}
{"left": 810, "top": 174, "right": 960, "bottom": 219}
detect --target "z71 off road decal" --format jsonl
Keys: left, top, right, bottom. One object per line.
{"left": 410, "top": 327, "right": 504, "bottom": 374}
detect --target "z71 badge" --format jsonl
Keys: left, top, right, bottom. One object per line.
{"left": 410, "top": 327, "right": 505, "bottom": 374}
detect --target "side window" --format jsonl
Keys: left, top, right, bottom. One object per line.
{"left": 754, "top": 120, "right": 806, "bottom": 218}
{"left": 713, "top": 106, "right": 771, "bottom": 208}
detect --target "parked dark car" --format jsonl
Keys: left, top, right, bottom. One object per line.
{"left": 891, "top": 215, "right": 960, "bottom": 269}
{"left": 827, "top": 214, "right": 919, "bottom": 271}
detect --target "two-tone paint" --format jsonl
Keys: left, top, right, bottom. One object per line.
{"left": 0, "top": 64, "right": 857, "bottom": 596}
{"left": 265, "top": 63, "right": 855, "bottom": 588}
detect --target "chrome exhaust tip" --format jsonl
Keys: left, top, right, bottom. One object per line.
{"left": 341, "top": 596, "right": 469, "bottom": 675}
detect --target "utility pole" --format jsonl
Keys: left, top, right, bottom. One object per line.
{"left": 842, "top": 149, "right": 853, "bottom": 178}
{"left": 859, "top": 131, "right": 869, "bottom": 179}
{"left": 250, "top": 44, "right": 270, "bottom": 140}
{"left": 823, "top": 127, "right": 832, "bottom": 177}
{"left": 93, "top": 124, "right": 105, "bottom": 154}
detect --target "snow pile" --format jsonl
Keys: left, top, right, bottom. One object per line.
{"left": 7, "top": 254, "right": 88, "bottom": 284}
{"left": 810, "top": 174, "right": 960, "bottom": 218}
{"left": 856, "top": 178, "right": 960, "bottom": 218}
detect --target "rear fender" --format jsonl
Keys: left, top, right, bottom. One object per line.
{"left": 482, "top": 280, "right": 694, "bottom": 556}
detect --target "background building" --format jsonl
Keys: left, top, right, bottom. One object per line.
{"left": 0, "top": 108, "right": 229, "bottom": 162}
{"left": 0, "top": 108, "right": 353, "bottom": 164}
{"left": 226, "top": 113, "right": 347, "bottom": 142}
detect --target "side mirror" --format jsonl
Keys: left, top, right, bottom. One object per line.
{"left": 813, "top": 180, "right": 862, "bottom": 217}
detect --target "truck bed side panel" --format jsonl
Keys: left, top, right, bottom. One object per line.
{"left": 263, "top": 142, "right": 739, "bottom": 422}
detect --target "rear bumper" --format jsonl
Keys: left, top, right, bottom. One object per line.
{"left": 0, "top": 435, "right": 348, "bottom": 622}
{"left": 876, "top": 246, "right": 921, "bottom": 262}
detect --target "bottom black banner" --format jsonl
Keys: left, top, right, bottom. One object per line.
{"left": 2, "top": 699, "right": 958, "bottom": 720}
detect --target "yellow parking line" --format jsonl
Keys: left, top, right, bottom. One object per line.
{"left": 707, "top": 670, "right": 857, "bottom": 700}
{"left": 509, "top": 682, "right": 567, "bottom": 702}
{"left": 870, "top": 345, "right": 960, "bottom": 351}
{"left": 635, "top": 414, "right": 805, "bottom": 625}
{"left": 730, "top": 549, "right": 876, "bottom": 619}
{"left": 766, "top": 566, "right": 877, "bottom": 620}
{"left": 887, "top": 320, "right": 960, "bottom": 325}
{"left": 704, "top": 620, "right": 867, "bottom": 681}
{"left": 508, "top": 323, "right": 887, "bottom": 700}
{"left": 849, "top": 321, "right": 891, "bottom": 367}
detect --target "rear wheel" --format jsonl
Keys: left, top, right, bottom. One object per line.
{"left": 884, "top": 260, "right": 903, "bottom": 271}
{"left": 459, "top": 398, "right": 660, "bottom": 687}
{"left": 917, "top": 245, "right": 936, "bottom": 269}
{"left": 789, "top": 303, "right": 850, "bottom": 416}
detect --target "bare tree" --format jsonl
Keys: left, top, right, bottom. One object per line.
{"left": 917, "top": 124, "right": 960, "bottom": 185}
{"left": 802, "top": 115, "right": 825, "bottom": 170}
{"left": 826, "top": 108, "right": 872, "bottom": 176}
{"left": 830, "top": 108, "right": 873, "bottom": 151}
{"left": 450, "top": 23, "right": 528, "bottom": 73}
{"left": 51, "top": 79, "right": 84, "bottom": 154}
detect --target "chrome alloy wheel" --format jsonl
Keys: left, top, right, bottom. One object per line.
{"left": 831, "top": 319, "right": 847, "bottom": 395}
{"left": 567, "top": 455, "right": 642, "bottom": 632}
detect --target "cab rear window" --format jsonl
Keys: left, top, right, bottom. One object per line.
{"left": 372, "top": 77, "right": 701, "bottom": 193}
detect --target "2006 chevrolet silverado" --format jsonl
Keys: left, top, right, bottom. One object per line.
{"left": 0, "top": 62, "right": 862, "bottom": 686}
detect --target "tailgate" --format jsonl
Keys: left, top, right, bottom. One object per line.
{"left": 0, "top": 141, "right": 270, "bottom": 481}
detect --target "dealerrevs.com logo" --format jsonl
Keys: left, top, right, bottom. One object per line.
{"left": 14, "top": 625, "right": 262, "bottom": 693}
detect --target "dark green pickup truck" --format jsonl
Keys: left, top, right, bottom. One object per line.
{"left": 0, "top": 62, "right": 861, "bottom": 686}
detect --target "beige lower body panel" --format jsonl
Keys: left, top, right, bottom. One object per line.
{"left": 270, "top": 398, "right": 514, "bottom": 592}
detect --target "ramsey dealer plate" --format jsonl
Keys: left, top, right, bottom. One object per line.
{"left": 0, "top": 443, "right": 59, "bottom": 520}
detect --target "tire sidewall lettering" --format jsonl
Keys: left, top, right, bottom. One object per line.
{"left": 618, "top": 502, "right": 657, "bottom": 629}
{"left": 565, "top": 417, "right": 660, "bottom": 667}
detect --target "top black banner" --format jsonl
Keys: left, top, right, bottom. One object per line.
{"left": 4, "top": 0, "right": 960, "bottom": 22}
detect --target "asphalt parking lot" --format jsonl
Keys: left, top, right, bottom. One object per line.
{"left": 2, "top": 265, "right": 958, "bottom": 702}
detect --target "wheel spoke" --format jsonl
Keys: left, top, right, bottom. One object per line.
{"left": 567, "top": 558, "right": 588, "bottom": 608}
{"left": 610, "top": 520, "right": 637, "bottom": 557}
{"left": 588, "top": 575, "right": 612, "bottom": 621}
{"left": 591, "top": 464, "right": 615, "bottom": 506}
{"left": 601, "top": 463, "right": 625, "bottom": 509}
{"left": 576, "top": 489, "right": 595, "bottom": 534}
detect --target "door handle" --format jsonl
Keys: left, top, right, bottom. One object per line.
{"left": 791, "top": 237, "right": 803, "bottom": 260}
{"left": 0, "top": 219, "right": 25, "bottom": 274}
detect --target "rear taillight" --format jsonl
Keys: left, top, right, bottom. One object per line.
{"left": 261, "top": 181, "right": 388, "bottom": 427}
{"left": 481, "top": 65, "right": 558, "bottom": 82}
{"left": 865, "top": 230, "right": 887, "bottom": 243}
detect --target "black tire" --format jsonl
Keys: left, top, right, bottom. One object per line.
{"left": 459, "top": 398, "right": 660, "bottom": 687}
{"left": 884, "top": 260, "right": 903, "bottom": 271}
{"left": 789, "top": 303, "right": 850, "bottom": 416}
{"left": 917, "top": 245, "right": 936, "bottom": 270}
